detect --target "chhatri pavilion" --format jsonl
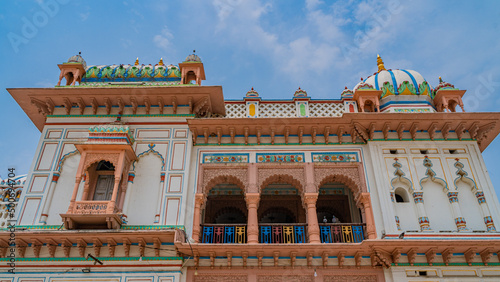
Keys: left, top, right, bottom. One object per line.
{"left": 3, "top": 52, "right": 500, "bottom": 281}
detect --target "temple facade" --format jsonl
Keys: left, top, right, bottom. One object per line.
{"left": 3, "top": 53, "right": 500, "bottom": 281}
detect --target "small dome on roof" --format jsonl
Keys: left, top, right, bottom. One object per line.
{"left": 341, "top": 86, "right": 354, "bottom": 98}
{"left": 434, "top": 76, "right": 457, "bottom": 92}
{"left": 67, "top": 52, "right": 86, "bottom": 69}
{"left": 246, "top": 87, "right": 259, "bottom": 97}
{"left": 353, "top": 55, "right": 432, "bottom": 98}
{"left": 294, "top": 87, "right": 307, "bottom": 97}
{"left": 185, "top": 51, "right": 201, "bottom": 62}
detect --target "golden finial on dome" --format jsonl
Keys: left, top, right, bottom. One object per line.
{"left": 134, "top": 57, "right": 139, "bottom": 66}
{"left": 439, "top": 76, "right": 443, "bottom": 83}
{"left": 377, "top": 54, "right": 386, "bottom": 72}
{"left": 158, "top": 58, "right": 164, "bottom": 66}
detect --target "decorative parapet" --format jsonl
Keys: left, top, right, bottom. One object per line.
{"left": 88, "top": 124, "right": 135, "bottom": 145}
{"left": 312, "top": 152, "right": 358, "bottom": 162}
{"left": 224, "top": 100, "right": 345, "bottom": 118}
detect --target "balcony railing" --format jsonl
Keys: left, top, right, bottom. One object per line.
{"left": 74, "top": 201, "right": 109, "bottom": 214}
{"left": 201, "top": 224, "right": 247, "bottom": 243}
{"left": 319, "top": 223, "right": 365, "bottom": 243}
{"left": 260, "top": 224, "right": 306, "bottom": 244}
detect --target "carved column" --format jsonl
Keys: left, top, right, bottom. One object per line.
{"left": 476, "top": 191, "right": 496, "bottom": 232}
{"left": 81, "top": 169, "right": 92, "bottom": 200}
{"left": 154, "top": 172, "right": 166, "bottom": 223}
{"left": 40, "top": 172, "right": 60, "bottom": 224}
{"left": 67, "top": 175, "right": 83, "bottom": 212}
{"left": 358, "top": 193, "right": 376, "bottom": 239}
{"left": 192, "top": 193, "right": 206, "bottom": 243}
{"left": 304, "top": 193, "right": 321, "bottom": 243}
{"left": 246, "top": 193, "right": 260, "bottom": 244}
{"left": 447, "top": 192, "right": 467, "bottom": 231}
{"left": 106, "top": 173, "right": 122, "bottom": 214}
{"left": 413, "top": 192, "right": 431, "bottom": 231}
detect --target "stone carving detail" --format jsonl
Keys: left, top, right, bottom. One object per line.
{"left": 202, "top": 165, "right": 248, "bottom": 194}
{"left": 258, "top": 165, "right": 305, "bottom": 193}
{"left": 324, "top": 275, "right": 377, "bottom": 282}
{"left": 314, "top": 166, "right": 365, "bottom": 197}
{"left": 83, "top": 153, "right": 121, "bottom": 172}
{"left": 257, "top": 276, "right": 313, "bottom": 282}
{"left": 194, "top": 275, "right": 247, "bottom": 282}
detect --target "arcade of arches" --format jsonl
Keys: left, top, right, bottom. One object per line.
{"left": 193, "top": 163, "right": 376, "bottom": 244}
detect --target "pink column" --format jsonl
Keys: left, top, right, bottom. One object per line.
{"left": 81, "top": 170, "right": 91, "bottom": 200}
{"left": 245, "top": 193, "right": 260, "bottom": 244}
{"left": 192, "top": 193, "right": 205, "bottom": 243}
{"left": 359, "top": 193, "right": 376, "bottom": 239}
{"left": 106, "top": 175, "right": 122, "bottom": 213}
{"left": 304, "top": 193, "right": 321, "bottom": 243}
{"left": 67, "top": 176, "right": 82, "bottom": 213}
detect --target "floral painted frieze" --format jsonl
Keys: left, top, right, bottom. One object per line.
{"left": 203, "top": 153, "right": 249, "bottom": 164}
{"left": 312, "top": 152, "right": 358, "bottom": 163}
{"left": 256, "top": 153, "right": 304, "bottom": 163}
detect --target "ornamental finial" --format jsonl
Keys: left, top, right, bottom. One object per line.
{"left": 439, "top": 76, "right": 443, "bottom": 83}
{"left": 377, "top": 54, "right": 386, "bottom": 72}
{"left": 158, "top": 58, "right": 164, "bottom": 66}
{"left": 134, "top": 57, "right": 139, "bottom": 66}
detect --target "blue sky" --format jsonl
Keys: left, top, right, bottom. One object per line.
{"left": 1, "top": 0, "right": 500, "bottom": 198}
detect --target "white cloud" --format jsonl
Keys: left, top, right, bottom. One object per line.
{"left": 80, "top": 12, "right": 90, "bottom": 21}
{"left": 153, "top": 26, "right": 173, "bottom": 51}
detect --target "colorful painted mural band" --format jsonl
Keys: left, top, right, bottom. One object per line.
{"left": 312, "top": 152, "right": 358, "bottom": 162}
{"left": 256, "top": 153, "right": 304, "bottom": 163}
{"left": 203, "top": 153, "right": 249, "bottom": 163}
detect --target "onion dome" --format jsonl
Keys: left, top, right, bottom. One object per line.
{"left": 246, "top": 87, "right": 259, "bottom": 97}
{"left": 67, "top": 52, "right": 86, "bottom": 69}
{"left": 341, "top": 86, "right": 354, "bottom": 98}
{"left": 166, "top": 64, "right": 181, "bottom": 79}
{"left": 294, "top": 87, "right": 308, "bottom": 97}
{"left": 185, "top": 50, "right": 202, "bottom": 62}
{"left": 354, "top": 55, "right": 433, "bottom": 98}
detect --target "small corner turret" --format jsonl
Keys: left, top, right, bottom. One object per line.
{"left": 57, "top": 52, "right": 87, "bottom": 86}
{"left": 179, "top": 50, "right": 206, "bottom": 85}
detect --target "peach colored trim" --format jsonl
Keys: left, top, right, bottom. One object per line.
{"left": 245, "top": 193, "right": 260, "bottom": 244}
{"left": 192, "top": 193, "right": 206, "bottom": 243}
{"left": 304, "top": 192, "right": 321, "bottom": 243}
{"left": 358, "top": 193, "right": 376, "bottom": 239}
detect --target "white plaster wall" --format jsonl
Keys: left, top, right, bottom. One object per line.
{"left": 422, "top": 181, "right": 456, "bottom": 231}
{"left": 46, "top": 154, "right": 80, "bottom": 225}
{"left": 457, "top": 181, "right": 486, "bottom": 231}
{"left": 394, "top": 201, "right": 419, "bottom": 231}
{"left": 126, "top": 154, "right": 162, "bottom": 225}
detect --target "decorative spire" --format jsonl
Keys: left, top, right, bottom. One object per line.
{"left": 439, "top": 76, "right": 443, "bottom": 83}
{"left": 246, "top": 87, "right": 259, "bottom": 97}
{"left": 134, "top": 57, "right": 139, "bottom": 66}
{"left": 158, "top": 58, "right": 164, "bottom": 66}
{"left": 377, "top": 54, "right": 386, "bottom": 72}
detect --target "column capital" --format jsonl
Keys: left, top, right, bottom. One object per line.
{"left": 195, "top": 193, "right": 206, "bottom": 207}
{"left": 245, "top": 193, "right": 260, "bottom": 206}
{"left": 303, "top": 192, "right": 319, "bottom": 205}
{"left": 357, "top": 192, "right": 371, "bottom": 206}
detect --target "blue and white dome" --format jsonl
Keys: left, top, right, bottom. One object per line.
{"left": 354, "top": 55, "right": 433, "bottom": 98}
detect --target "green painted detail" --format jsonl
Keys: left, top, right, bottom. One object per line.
{"left": 0, "top": 256, "right": 183, "bottom": 262}
{"left": 0, "top": 225, "right": 184, "bottom": 231}
{"left": 47, "top": 114, "right": 195, "bottom": 118}
{"left": 398, "top": 81, "right": 417, "bottom": 95}
{"left": 381, "top": 81, "right": 395, "bottom": 98}
{"left": 299, "top": 104, "right": 306, "bottom": 116}
{"left": 121, "top": 225, "right": 185, "bottom": 230}
{"left": 55, "top": 83, "right": 197, "bottom": 88}
{"left": 392, "top": 262, "right": 495, "bottom": 267}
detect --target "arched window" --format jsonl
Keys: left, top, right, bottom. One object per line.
{"left": 394, "top": 187, "right": 409, "bottom": 203}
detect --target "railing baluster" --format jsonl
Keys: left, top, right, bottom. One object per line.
{"left": 225, "top": 226, "right": 235, "bottom": 243}
{"left": 352, "top": 225, "right": 364, "bottom": 243}
{"left": 320, "top": 226, "right": 332, "bottom": 243}
{"left": 342, "top": 225, "right": 353, "bottom": 243}
{"left": 260, "top": 226, "right": 271, "bottom": 243}
{"left": 294, "top": 226, "right": 305, "bottom": 243}
{"left": 202, "top": 226, "right": 214, "bottom": 243}
{"left": 283, "top": 226, "right": 294, "bottom": 243}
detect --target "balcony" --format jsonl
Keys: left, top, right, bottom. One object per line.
{"left": 260, "top": 223, "right": 306, "bottom": 243}
{"left": 319, "top": 223, "right": 365, "bottom": 243}
{"left": 200, "top": 223, "right": 365, "bottom": 244}
{"left": 201, "top": 224, "right": 247, "bottom": 243}
{"left": 61, "top": 200, "right": 123, "bottom": 229}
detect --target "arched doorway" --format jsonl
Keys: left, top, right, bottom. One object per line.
{"left": 258, "top": 181, "right": 307, "bottom": 243}
{"left": 201, "top": 183, "right": 247, "bottom": 243}
{"left": 317, "top": 181, "right": 364, "bottom": 243}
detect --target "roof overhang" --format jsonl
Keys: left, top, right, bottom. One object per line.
{"left": 7, "top": 86, "right": 225, "bottom": 132}
{"left": 187, "top": 112, "right": 500, "bottom": 151}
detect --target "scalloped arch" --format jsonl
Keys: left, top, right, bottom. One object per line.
{"left": 133, "top": 144, "right": 165, "bottom": 171}
{"left": 260, "top": 174, "right": 303, "bottom": 194}
{"left": 205, "top": 175, "right": 245, "bottom": 195}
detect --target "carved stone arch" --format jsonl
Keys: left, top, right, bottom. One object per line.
{"left": 82, "top": 153, "right": 120, "bottom": 173}
{"left": 259, "top": 174, "right": 304, "bottom": 195}
{"left": 316, "top": 171, "right": 364, "bottom": 204}
{"left": 258, "top": 165, "right": 305, "bottom": 195}
{"left": 204, "top": 175, "right": 246, "bottom": 196}
{"left": 132, "top": 144, "right": 166, "bottom": 172}
{"left": 314, "top": 165, "right": 366, "bottom": 195}
{"left": 213, "top": 206, "right": 247, "bottom": 223}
